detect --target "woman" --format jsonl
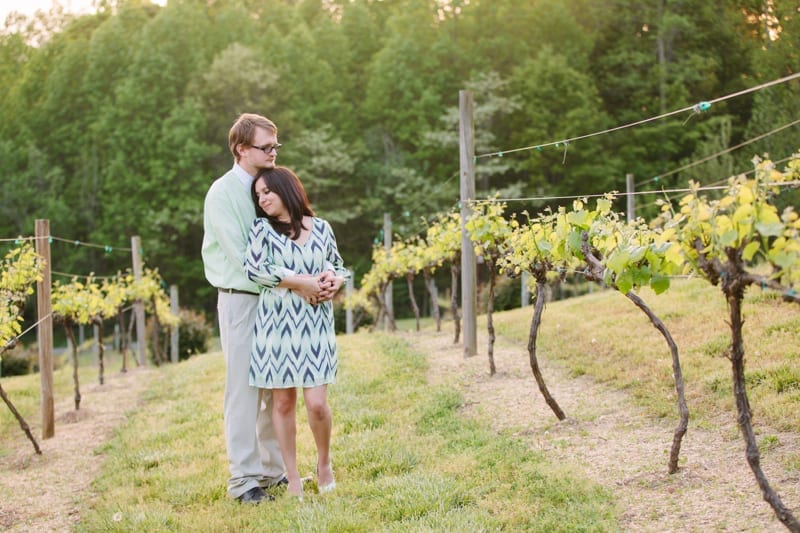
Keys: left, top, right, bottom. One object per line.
{"left": 244, "top": 166, "right": 347, "bottom": 499}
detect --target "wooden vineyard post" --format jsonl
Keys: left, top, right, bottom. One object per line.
{"left": 459, "top": 89, "right": 477, "bottom": 357}
{"left": 170, "top": 285, "right": 179, "bottom": 364}
{"left": 345, "top": 271, "right": 354, "bottom": 334}
{"left": 626, "top": 173, "right": 635, "bottom": 223}
{"left": 131, "top": 236, "right": 147, "bottom": 366}
{"left": 383, "top": 213, "right": 394, "bottom": 331}
{"left": 35, "top": 219, "right": 55, "bottom": 439}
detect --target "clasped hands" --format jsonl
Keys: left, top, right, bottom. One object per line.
{"left": 293, "top": 271, "right": 344, "bottom": 305}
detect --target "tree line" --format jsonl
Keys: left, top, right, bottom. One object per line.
{"left": 0, "top": 0, "right": 797, "bottom": 315}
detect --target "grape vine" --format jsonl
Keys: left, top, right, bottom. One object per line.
{"left": 0, "top": 242, "right": 44, "bottom": 454}
{"left": 353, "top": 153, "right": 800, "bottom": 525}
{"left": 52, "top": 268, "right": 180, "bottom": 410}
{"left": 0, "top": 243, "right": 45, "bottom": 351}
{"left": 656, "top": 155, "right": 800, "bottom": 529}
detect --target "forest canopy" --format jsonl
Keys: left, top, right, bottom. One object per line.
{"left": 1, "top": 0, "right": 797, "bottom": 313}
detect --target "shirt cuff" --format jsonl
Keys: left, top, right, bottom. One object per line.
{"left": 272, "top": 267, "right": 295, "bottom": 297}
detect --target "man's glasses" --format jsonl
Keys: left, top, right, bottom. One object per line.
{"left": 250, "top": 143, "right": 282, "bottom": 154}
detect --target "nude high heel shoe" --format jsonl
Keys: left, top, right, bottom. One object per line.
{"left": 317, "top": 462, "right": 336, "bottom": 493}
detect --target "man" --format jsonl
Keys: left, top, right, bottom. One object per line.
{"left": 202, "top": 113, "right": 339, "bottom": 503}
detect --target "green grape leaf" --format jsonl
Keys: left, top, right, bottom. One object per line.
{"left": 732, "top": 204, "right": 754, "bottom": 225}
{"left": 567, "top": 230, "right": 583, "bottom": 254}
{"left": 567, "top": 210, "right": 590, "bottom": 229}
{"left": 629, "top": 246, "right": 647, "bottom": 263}
{"left": 768, "top": 250, "right": 797, "bottom": 270}
{"left": 755, "top": 222, "right": 784, "bottom": 237}
{"left": 616, "top": 270, "right": 634, "bottom": 294}
{"left": 719, "top": 229, "right": 738, "bottom": 247}
{"left": 606, "top": 250, "right": 631, "bottom": 274}
{"left": 742, "top": 241, "right": 761, "bottom": 261}
{"left": 650, "top": 274, "right": 671, "bottom": 294}
{"left": 665, "top": 243, "right": 684, "bottom": 266}
{"left": 596, "top": 198, "right": 612, "bottom": 214}
{"left": 631, "top": 266, "right": 651, "bottom": 288}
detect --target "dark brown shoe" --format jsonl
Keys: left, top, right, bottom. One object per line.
{"left": 237, "top": 486, "right": 273, "bottom": 504}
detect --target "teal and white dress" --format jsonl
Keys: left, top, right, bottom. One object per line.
{"left": 245, "top": 217, "right": 347, "bottom": 389}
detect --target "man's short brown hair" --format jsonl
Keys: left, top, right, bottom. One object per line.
{"left": 228, "top": 113, "right": 277, "bottom": 161}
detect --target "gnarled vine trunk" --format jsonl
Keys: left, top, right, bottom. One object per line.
{"left": 406, "top": 273, "right": 421, "bottom": 332}
{"left": 423, "top": 270, "right": 441, "bottom": 332}
{"left": 64, "top": 324, "right": 81, "bottom": 410}
{"left": 450, "top": 260, "right": 461, "bottom": 344}
{"left": 376, "top": 281, "right": 396, "bottom": 332}
{"left": 528, "top": 272, "right": 565, "bottom": 420}
{"left": 625, "top": 291, "right": 689, "bottom": 474}
{"left": 94, "top": 318, "right": 105, "bottom": 385}
{"left": 582, "top": 231, "right": 689, "bottom": 473}
{"left": 118, "top": 309, "right": 129, "bottom": 373}
{"left": 486, "top": 262, "right": 496, "bottom": 376}
{"left": 0, "top": 345, "right": 41, "bottom": 454}
{"left": 151, "top": 296, "right": 164, "bottom": 366}
{"left": 721, "top": 250, "right": 799, "bottom": 531}
{"left": 126, "top": 309, "right": 139, "bottom": 368}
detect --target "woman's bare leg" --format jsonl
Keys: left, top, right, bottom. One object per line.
{"left": 303, "top": 386, "right": 334, "bottom": 487}
{"left": 271, "top": 388, "right": 302, "bottom": 496}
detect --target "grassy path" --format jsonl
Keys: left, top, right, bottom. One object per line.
{"left": 71, "top": 332, "right": 615, "bottom": 531}
{"left": 404, "top": 278, "right": 800, "bottom": 531}
{"left": 0, "top": 366, "right": 155, "bottom": 532}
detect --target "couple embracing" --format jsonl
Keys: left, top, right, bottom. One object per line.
{"left": 202, "top": 113, "right": 348, "bottom": 503}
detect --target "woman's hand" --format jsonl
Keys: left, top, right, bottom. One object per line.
{"left": 284, "top": 272, "right": 343, "bottom": 305}
{"left": 317, "top": 271, "right": 344, "bottom": 302}
{"left": 285, "top": 274, "right": 323, "bottom": 304}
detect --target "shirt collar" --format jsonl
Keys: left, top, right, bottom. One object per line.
{"left": 232, "top": 162, "right": 254, "bottom": 188}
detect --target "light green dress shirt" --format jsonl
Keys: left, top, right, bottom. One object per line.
{"left": 202, "top": 164, "right": 260, "bottom": 293}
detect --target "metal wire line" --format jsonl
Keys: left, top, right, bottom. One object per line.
{"left": 475, "top": 72, "right": 800, "bottom": 160}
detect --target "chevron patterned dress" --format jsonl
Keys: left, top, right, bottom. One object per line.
{"left": 244, "top": 217, "right": 347, "bottom": 389}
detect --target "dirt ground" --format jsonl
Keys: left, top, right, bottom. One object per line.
{"left": 0, "top": 367, "right": 154, "bottom": 533}
{"left": 409, "top": 327, "right": 800, "bottom": 532}
{"left": 1, "top": 329, "right": 799, "bottom": 532}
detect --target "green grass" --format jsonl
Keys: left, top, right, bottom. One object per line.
{"left": 4, "top": 276, "right": 798, "bottom": 530}
{"left": 0, "top": 347, "right": 133, "bottom": 456}
{"left": 73, "top": 333, "right": 616, "bottom": 532}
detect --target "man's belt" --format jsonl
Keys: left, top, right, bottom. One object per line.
{"left": 218, "top": 288, "right": 258, "bottom": 296}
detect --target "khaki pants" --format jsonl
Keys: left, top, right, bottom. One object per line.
{"left": 217, "top": 291, "right": 285, "bottom": 498}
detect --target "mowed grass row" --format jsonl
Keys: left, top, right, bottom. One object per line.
{"left": 73, "top": 332, "right": 616, "bottom": 531}
{"left": 0, "top": 347, "right": 123, "bottom": 442}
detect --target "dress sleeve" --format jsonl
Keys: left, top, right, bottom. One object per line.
{"left": 245, "top": 219, "right": 284, "bottom": 289}
{"left": 323, "top": 220, "right": 350, "bottom": 280}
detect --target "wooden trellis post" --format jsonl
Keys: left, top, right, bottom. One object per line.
{"left": 35, "top": 219, "right": 55, "bottom": 439}
{"left": 345, "top": 270, "right": 354, "bottom": 334}
{"left": 383, "top": 213, "right": 394, "bottom": 331}
{"left": 131, "top": 236, "right": 146, "bottom": 366}
{"left": 170, "top": 285, "right": 179, "bottom": 364}
{"left": 626, "top": 173, "right": 635, "bottom": 223}
{"left": 459, "top": 90, "right": 477, "bottom": 357}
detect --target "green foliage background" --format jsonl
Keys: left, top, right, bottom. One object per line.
{"left": 0, "top": 0, "right": 797, "bottom": 315}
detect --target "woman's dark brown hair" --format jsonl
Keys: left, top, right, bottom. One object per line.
{"left": 251, "top": 166, "right": 315, "bottom": 239}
